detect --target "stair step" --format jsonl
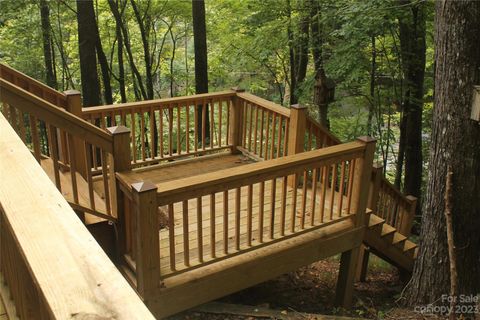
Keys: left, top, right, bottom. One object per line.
{"left": 380, "top": 224, "right": 397, "bottom": 242}
{"left": 403, "top": 240, "right": 418, "bottom": 259}
{"left": 392, "top": 233, "right": 407, "bottom": 248}
{"left": 368, "top": 214, "right": 385, "bottom": 233}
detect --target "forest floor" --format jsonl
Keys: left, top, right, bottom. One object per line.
{"left": 170, "top": 254, "right": 446, "bottom": 320}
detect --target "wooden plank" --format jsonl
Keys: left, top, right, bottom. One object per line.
{"left": 0, "top": 113, "right": 154, "bottom": 319}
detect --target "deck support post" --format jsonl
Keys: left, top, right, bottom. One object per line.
{"left": 356, "top": 163, "right": 383, "bottom": 282}
{"left": 287, "top": 104, "right": 307, "bottom": 187}
{"left": 335, "top": 136, "right": 376, "bottom": 307}
{"left": 132, "top": 181, "right": 160, "bottom": 307}
{"left": 400, "top": 195, "right": 417, "bottom": 236}
{"left": 107, "top": 126, "right": 131, "bottom": 258}
{"left": 64, "top": 90, "right": 87, "bottom": 178}
{"left": 229, "top": 87, "right": 245, "bottom": 153}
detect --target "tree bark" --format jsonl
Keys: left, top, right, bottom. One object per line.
{"left": 192, "top": 0, "right": 209, "bottom": 142}
{"left": 406, "top": 1, "right": 480, "bottom": 313}
{"left": 39, "top": 0, "right": 57, "bottom": 89}
{"left": 398, "top": 0, "right": 426, "bottom": 215}
{"left": 76, "top": 0, "right": 101, "bottom": 107}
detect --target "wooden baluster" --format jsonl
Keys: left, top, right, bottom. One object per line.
{"left": 259, "top": 108, "right": 265, "bottom": 157}
{"left": 186, "top": 104, "right": 190, "bottom": 153}
{"left": 18, "top": 111, "right": 26, "bottom": 143}
{"left": 247, "top": 103, "right": 253, "bottom": 151}
{"left": 270, "top": 113, "right": 276, "bottom": 159}
{"left": 253, "top": 105, "right": 259, "bottom": 154}
{"left": 168, "top": 204, "right": 175, "bottom": 271}
{"left": 177, "top": 105, "right": 181, "bottom": 155}
{"left": 307, "top": 122, "right": 313, "bottom": 151}
{"left": 150, "top": 107, "right": 155, "bottom": 158}
{"left": 330, "top": 164, "right": 337, "bottom": 220}
{"left": 48, "top": 124, "right": 61, "bottom": 190}
{"left": 140, "top": 110, "right": 146, "bottom": 161}
{"left": 202, "top": 100, "right": 206, "bottom": 150}
{"left": 210, "top": 99, "right": 214, "bottom": 148}
{"left": 269, "top": 178, "right": 276, "bottom": 239}
{"left": 131, "top": 181, "right": 160, "bottom": 305}
{"left": 241, "top": 100, "right": 247, "bottom": 148}
{"left": 159, "top": 108, "right": 164, "bottom": 158}
{"left": 290, "top": 173, "right": 298, "bottom": 233}
{"left": 84, "top": 142, "right": 95, "bottom": 213}
{"left": 66, "top": 133, "right": 79, "bottom": 205}
{"left": 223, "top": 190, "right": 229, "bottom": 254}
{"left": 264, "top": 111, "right": 270, "bottom": 159}
{"left": 101, "top": 113, "right": 107, "bottom": 129}
{"left": 280, "top": 176, "right": 287, "bottom": 236}
{"left": 338, "top": 162, "right": 346, "bottom": 216}
{"left": 131, "top": 110, "right": 137, "bottom": 163}
{"left": 194, "top": 102, "right": 198, "bottom": 152}
{"left": 301, "top": 170, "right": 308, "bottom": 228}
{"left": 29, "top": 115, "right": 41, "bottom": 163}
{"left": 182, "top": 200, "right": 190, "bottom": 267}
{"left": 101, "top": 149, "right": 111, "bottom": 215}
{"left": 197, "top": 197, "right": 203, "bottom": 263}
{"left": 310, "top": 168, "right": 318, "bottom": 226}
{"left": 346, "top": 159, "right": 356, "bottom": 214}
{"left": 210, "top": 193, "right": 216, "bottom": 258}
{"left": 168, "top": 106, "right": 173, "bottom": 155}
{"left": 276, "top": 116, "right": 283, "bottom": 158}
{"left": 226, "top": 98, "right": 231, "bottom": 145}
{"left": 258, "top": 181, "right": 265, "bottom": 243}
{"left": 247, "top": 184, "right": 253, "bottom": 246}
{"left": 320, "top": 165, "right": 328, "bottom": 223}
{"left": 218, "top": 100, "right": 223, "bottom": 147}
{"left": 235, "top": 187, "right": 241, "bottom": 251}
{"left": 283, "top": 118, "right": 289, "bottom": 156}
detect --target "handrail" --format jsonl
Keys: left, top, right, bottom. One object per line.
{"left": 82, "top": 90, "right": 236, "bottom": 115}
{"left": 0, "top": 62, "right": 67, "bottom": 108}
{"left": 236, "top": 92, "right": 291, "bottom": 118}
{"left": 153, "top": 141, "right": 365, "bottom": 205}
{"left": 0, "top": 78, "right": 113, "bottom": 152}
{"left": 0, "top": 113, "right": 154, "bottom": 319}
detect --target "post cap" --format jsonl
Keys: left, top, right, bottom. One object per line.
{"left": 230, "top": 87, "right": 245, "bottom": 93}
{"left": 107, "top": 125, "right": 130, "bottom": 135}
{"left": 290, "top": 104, "right": 307, "bottom": 110}
{"left": 63, "top": 89, "right": 81, "bottom": 96}
{"left": 356, "top": 136, "right": 376, "bottom": 143}
{"left": 131, "top": 181, "right": 158, "bottom": 193}
{"left": 372, "top": 162, "right": 384, "bottom": 170}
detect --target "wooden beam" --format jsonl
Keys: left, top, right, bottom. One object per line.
{"left": 0, "top": 113, "right": 154, "bottom": 319}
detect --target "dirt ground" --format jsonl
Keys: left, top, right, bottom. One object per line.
{"left": 170, "top": 255, "right": 448, "bottom": 320}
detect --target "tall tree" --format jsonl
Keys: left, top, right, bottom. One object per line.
{"left": 76, "top": 0, "right": 101, "bottom": 107}
{"left": 406, "top": 0, "right": 480, "bottom": 311}
{"left": 192, "top": 0, "right": 209, "bottom": 141}
{"left": 397, "top": 0, "right": 426, "bottom": 211}
{"left": 39, "top": 0, "right": 57, "bottom": 89}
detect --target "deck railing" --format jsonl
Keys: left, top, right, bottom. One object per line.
{"left": 0, "top": 78, "right": 124, "bottom": 222}
{"left": 304, "top": 116, "right": 417, "bottom": 236}
{"left": 82, "top": 91, "right": 236, "bottom": 168}
{"left": 0, "top": 112, "right": 154, "bottom": 319}
{"left": 116, "top": 137, "right": 376, "bottom": 304}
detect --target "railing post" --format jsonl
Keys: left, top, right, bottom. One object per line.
{"left": 107, "top": 125, "right": 131, "bottom": 258}
{"left": 335, "top": 136, "right": 376, "bottom": 307}
{"left": 287, "top": 104, "right": 307, "bottom": 156}
{"left": 64, "top": 90, "right": 87, "bottom": 177}
{"left": 131, "top": 181, "right": 160, "bottom": 306}
{"left": 400, "top": 195, "right": 417, "bottom": 236}
{"left": 229, "top": 87, "right": 245, "bottom": 153}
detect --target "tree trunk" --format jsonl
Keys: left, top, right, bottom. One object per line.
{"left": 96, "top": 28, "right": 113, "bottom": 105}
{"left": 310, "top": 0, "right": 329, "bottom": 128}
{"left": 39, "top": 0, "right": 57, "bottom": 89}
{"left": 76, "top": 0, "right": 101, "bottom": 107}
{"left": 192, "top": 0, "right": 209, "bottom": 142}
{"left": 406, "top": 1, "right": 480, "bottom": 313}
{"left": 398, "top": 0, "right": 426, "bottom": 215}
{"left": 116, "top": 21, "right": 127, "bottom": 103}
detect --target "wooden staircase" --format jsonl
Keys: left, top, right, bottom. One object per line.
{"left": 364, "top": 213, "right": 418, "bottom": 272}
